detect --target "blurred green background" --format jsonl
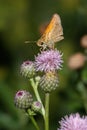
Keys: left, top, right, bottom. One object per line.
{"left": 0, "top": 0, "right": 87, "bottom": 130}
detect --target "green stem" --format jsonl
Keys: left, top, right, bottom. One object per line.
{"left": 82, "top": 90, "right": 87, "bottom": 113}
{"left": 30, "top": 116, "right": 40, "bottom": 130}
{"left": 27, "top": 109, "right": 40, "bottom": 130}
{"left": 45, "top": 93, "right": 50, "bottom": 130}
{"left": 30, "top": 78, "right": 45, "bottom": 119}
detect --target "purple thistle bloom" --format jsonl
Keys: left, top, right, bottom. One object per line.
{"left": 58, "top": 113, "right": 87, "bottom": 130}
{"left": 35, "top": 49, "right": 63, "bottom": 72}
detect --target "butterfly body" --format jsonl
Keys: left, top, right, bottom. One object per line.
{"left": 37, "top": 13, "right": 64, "bottom": 50}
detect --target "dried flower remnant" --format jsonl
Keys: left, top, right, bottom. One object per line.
{"left": 80, "top": 35, "right": 87, "bottom": 48}
{"left": 58, "top": 113, "right": 87, "bottom": 130}
{"left": 35, "top": 49, "right": 63, "bottom": 72}
{"left": 68, "top": 53, "right": 86, "bottom": 70}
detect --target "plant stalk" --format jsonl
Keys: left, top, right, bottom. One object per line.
{"left": 30, "top": 116, "right": 40, "bottom": 130}
{"left": 30, "top": 78, "right": 45, "bottom": 119}
{"left": 45, "top": 93, "right": 50, "bottom": 130}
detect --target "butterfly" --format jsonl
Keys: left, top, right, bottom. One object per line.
{"left": 36, "top": 13, "right": 64, "bottom": 50}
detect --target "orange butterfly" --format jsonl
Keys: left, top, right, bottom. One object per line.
{"left": 37, "top": 13, "right": 64, "bottom": 50}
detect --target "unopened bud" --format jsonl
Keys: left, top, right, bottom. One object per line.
{"left": 20, "top": 61, "right": 35, "bottom": 78}
{"left": 31, "top": 101, "right": 42, "bottom": 112}
{"left": 14, "top": 90, "right": 33, "bottom": 109}
{"left": 39, "top": 71, "right": 59, "bottom": 93}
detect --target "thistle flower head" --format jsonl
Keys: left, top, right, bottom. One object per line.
{"left": 14, "top": 90, "right": 33, "bottom": 109}
{"left": 80, "top": 35, "right": 87, "bottom": 48}
{"left": 68, "top": 53, "right": 85, "bottom": 70}
{"left": 58, "top": 113, "right": 87, "bottom": 130}
{"left": 31, "top": 101, "right": 42, "bottom": 112}
{"left": 39, "top": 71, "right": 59, "bottom": 93}
{"left": 20, "top": 60, "right": 35, "bottom": 78}
{"left": 35, "top": 49, "right": 63, "bottom": 72}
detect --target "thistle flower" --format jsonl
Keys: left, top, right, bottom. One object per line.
{"left": 35, "top": 49, "right": 63, "bottom": 72}
{"left": 20, "top": 60, "right": 35, "bottom": 78}
{"left": 39, "top": 71, "right": 59, "bottom": 92}
{"left": 68, "top": 53, "right": 86, "bottom": 70}
{"left": 58, "top": 113, "right": 87, "bottom": 130}
{"left": 14, "top": 90, "right": 33, "bottom": 109}
{"left": 80, "top": 35, "right": 87, "bottom": 48}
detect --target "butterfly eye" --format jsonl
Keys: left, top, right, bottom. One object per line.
{"left": 40, "top": 42, "right": 44, "bottom": 46}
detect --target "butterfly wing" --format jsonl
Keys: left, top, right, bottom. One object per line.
{"left": 43, "top": 14, "right": 64, "bottom": 43}
{"left": 37, "top": 13, "right": 64, "bottom": 49}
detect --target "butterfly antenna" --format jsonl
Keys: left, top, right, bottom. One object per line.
{"left": 25, "top": 41, "right": 37, "bottom": 44}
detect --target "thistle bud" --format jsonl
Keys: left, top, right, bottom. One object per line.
{"left": 14, "top": 90, "right": 33, "bottom": 109}
{"left": 20, "top": 61, "right": 35, "bottom": 78}
{"left": 39, "top": 71, "right": 59, "bottom": 93}
{"left": 31, "top": 101, "right": 42, "bottom": 112}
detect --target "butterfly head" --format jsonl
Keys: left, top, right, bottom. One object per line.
{"left": 37, "top": 38, "right": 47, "bottom": 50}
